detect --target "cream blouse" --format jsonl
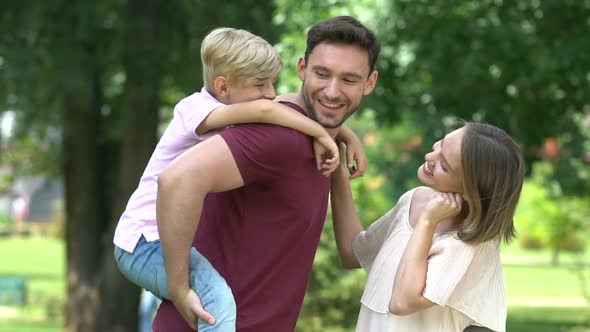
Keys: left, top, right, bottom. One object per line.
{"left": 352, "top": 187, "right": 507, "bottom": 332}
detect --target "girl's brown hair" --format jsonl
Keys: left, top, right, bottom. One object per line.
{"left": 458, "top": 122, "right": 525, "bottom": 244}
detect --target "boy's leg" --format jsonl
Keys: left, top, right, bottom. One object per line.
{"left": 188, "top": 248, "right": 236, "bottom": 332}
{"left": 138, "top": 290, "right": 162, "bottom": 332}
{"left": 114, "top": 236, "right": 171, "bottom": 299}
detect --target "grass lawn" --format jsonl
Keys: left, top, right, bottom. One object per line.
{"left": 0, "top": 236, "right": 65, "bottom": 331}
{"left": 508, "top": 306, "right": 590, "bottom": 332}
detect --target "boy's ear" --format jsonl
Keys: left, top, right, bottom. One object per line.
{"left": 213, "top": 76, "right": 230, "bottom": 98}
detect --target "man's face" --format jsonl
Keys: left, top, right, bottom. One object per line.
{"left": 297, "top": 43, "right": 378, "bottom": 128}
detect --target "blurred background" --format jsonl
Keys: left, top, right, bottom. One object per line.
{"left": 0, "top": 0, "right": 589, "bottom": 331}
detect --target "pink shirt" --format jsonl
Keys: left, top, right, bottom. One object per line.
{"left": 113, "top": 88, "right": 223, "bottom": 253}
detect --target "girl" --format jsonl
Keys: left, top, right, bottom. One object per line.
{"left": 331, "top": 122, "right": 524, "bottom": 332}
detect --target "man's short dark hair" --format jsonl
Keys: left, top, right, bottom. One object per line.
{"left": 305, "top": 16, "right": 381, "bottom": 73}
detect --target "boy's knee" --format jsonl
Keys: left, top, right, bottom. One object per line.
{"left": 207, "top": 283, "right": 236, "bottom": 320}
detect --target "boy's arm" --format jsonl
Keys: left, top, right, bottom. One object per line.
{"left": 336, "top": 126, "right": 367, "bottom": 179}
{"left": 198, "top": 99, "right": 339, "bottom": 174}
{"left": 197, "top": 99, "right": 317, "bottom": 136}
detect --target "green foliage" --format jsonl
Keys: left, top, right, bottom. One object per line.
{"left": 515, "top": 162, "right": 590, "bottom": 263}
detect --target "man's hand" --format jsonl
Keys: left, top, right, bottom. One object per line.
{"left": 335, "top": 126, "right": 367, "bottom": 179}
{"left": 172, "top": 288, "right": 216, "bottom": 330}
{"left": 345, "top": 141, "right": 368, "bottom": 179}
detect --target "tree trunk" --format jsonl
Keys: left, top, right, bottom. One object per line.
{"left": 551, "top": 247, "right": 560, "bottom": 266}
{"left": 97, "top": 0, "right": 162, "bottom": 330}
{"left": 59, "top": 1, "right": 160, "bottom": 330}
{"left": 62, "top": 40, "right": 106, "bottom": 332}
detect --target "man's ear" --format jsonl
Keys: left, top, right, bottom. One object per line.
{"left": 213, "top": 76, "right": 230, "bottom": 98}
{"left": 297, "top": 57, "right": 307, "bottom": 81}
{"left": 363, "top": 70, "right": 379, "bottom": 96}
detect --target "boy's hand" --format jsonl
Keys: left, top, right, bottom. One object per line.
{"left": 172, "top": 288, "right": 216, "bottom": 330}
{"left": 313, "top": 135, "right": 339, "bottom": 177}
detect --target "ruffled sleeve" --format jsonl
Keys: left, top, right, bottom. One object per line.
{"left": 423, "top": 238, "right": 507, "bottom": 332}
{"left": 352, "top": 189, "right": 415, "bottom": 272}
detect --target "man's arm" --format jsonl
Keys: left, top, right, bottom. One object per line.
{"left": 330, "top": 146, "right": 364, "bottom": 268}
{"left": 157, "top": 134, "right": 244, "bottom": 330}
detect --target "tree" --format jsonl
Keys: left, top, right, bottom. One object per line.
{"left": 1, "top": 1, "right": 278, "bottom": 330}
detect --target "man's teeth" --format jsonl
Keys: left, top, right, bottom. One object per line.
{"left": 319, "top": 100, "right": 342, "bottom": 108}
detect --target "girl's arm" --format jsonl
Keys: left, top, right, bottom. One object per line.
{"left": 389, "top": 192, "right": 463, "bottom": 316}
{"left": 335, "top": 126, "right": 367, "bottom": 179}
{"left": 198, "top": 99, "right": 339, "bottom": 175}
{"left": 330, "top": 146, "right": 364, "bottom": 268}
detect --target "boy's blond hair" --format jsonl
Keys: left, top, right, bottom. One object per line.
{"left": 201, "top": 27, "right": 283, "bottom": 93}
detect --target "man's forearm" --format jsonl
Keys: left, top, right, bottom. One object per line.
{"left": 156, "top": 135, "right": 245, "bottom": 300}
{"left": 157, "top": 168, "right": 206, "bottom": 299}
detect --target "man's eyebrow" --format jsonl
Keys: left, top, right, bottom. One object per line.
{"left": 440, "top": 137, "right": 454, "bottom": 173}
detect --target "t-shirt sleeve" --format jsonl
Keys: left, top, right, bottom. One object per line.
{"left": 352, "top": 190, "right": 413, "bottom": 272}
{"left": 220, "top": 123, "right": 310, "bottom": 185}
{"left": 174, "top": 94, "right": 224, "bottom": 139}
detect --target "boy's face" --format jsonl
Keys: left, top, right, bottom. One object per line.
{"left": 225, "top": 75, "right": 277, "bottom": 104}
{"left": 297, "top": 42, "right": 377, "bottom": 128}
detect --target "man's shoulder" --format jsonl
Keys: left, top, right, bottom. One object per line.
{"left": 223, "top": 122, "right": 310, "bottom": 142}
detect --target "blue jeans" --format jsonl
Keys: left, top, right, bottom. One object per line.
{"left": 115, "top": 236, "right": 236, "bottom": 331}
{"left": 139, "top": 290, "right": 161, "bottom": 332}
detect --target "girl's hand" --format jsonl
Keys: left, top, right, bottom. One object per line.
{"left": 421, "top": 192, "right": 463, "bottom": 225}
{"left": 313, "top": 135, "right": 339, "bottom": 177}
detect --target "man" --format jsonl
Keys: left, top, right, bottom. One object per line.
{"left": 153, "top": 16, "right": 380, "bottom": 332}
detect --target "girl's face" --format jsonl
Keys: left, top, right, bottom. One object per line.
{"left": 417, "top": 127, "right": 465, "bottom": 193}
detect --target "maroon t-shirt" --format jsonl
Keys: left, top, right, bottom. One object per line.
{"left": 152, "top": 102, "right": 330, "bottom": 332}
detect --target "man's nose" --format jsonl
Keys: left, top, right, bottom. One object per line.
{"left": 324, "top": 79, "right": 341, "bottom": 99}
